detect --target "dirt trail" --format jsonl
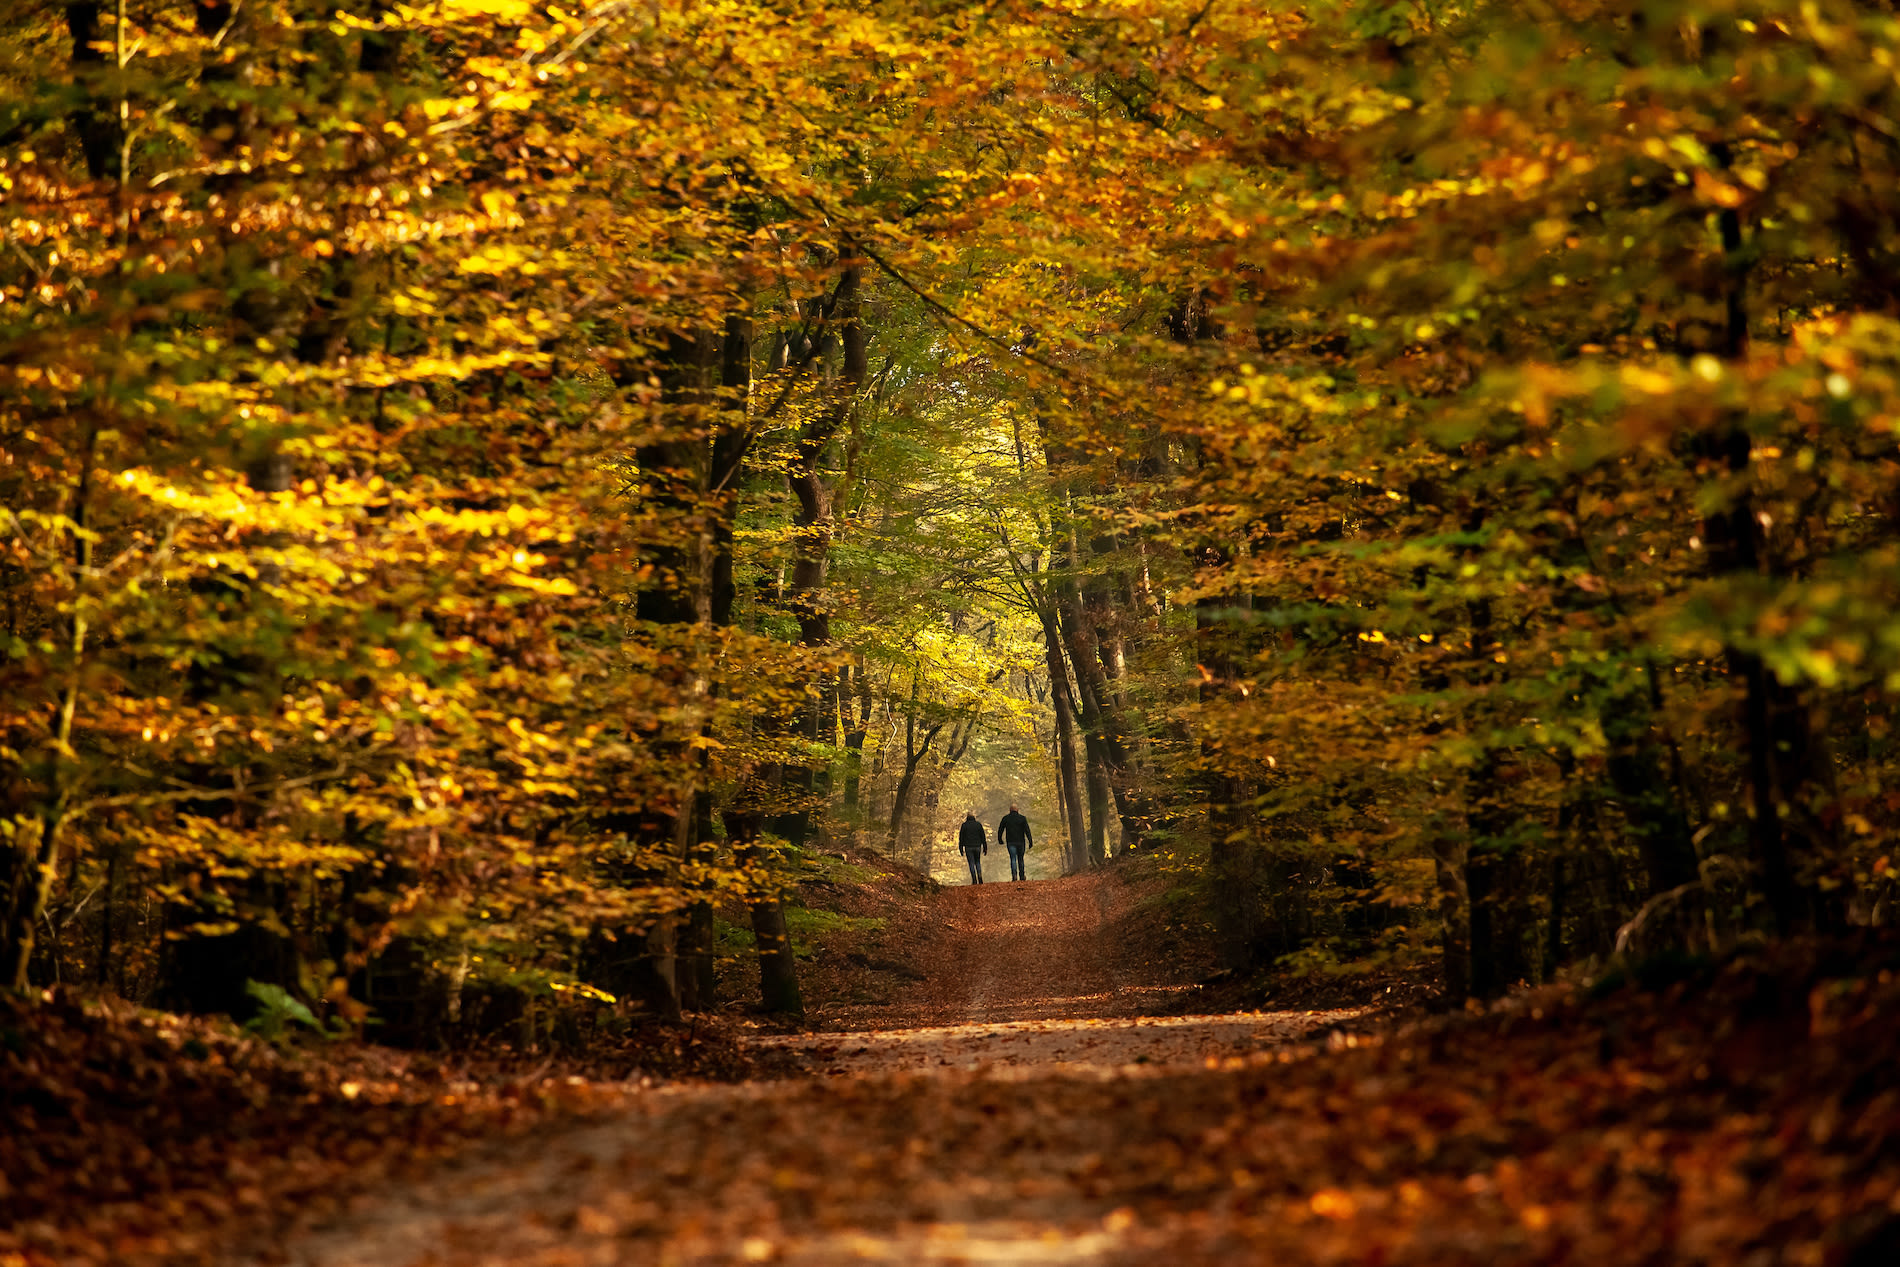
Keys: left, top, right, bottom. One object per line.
{"left": 770, "top": 872, "right": 1356, "bottom": 1074}
{"left": 279, "top": 872, "right": 1358, "bottom": 1266}
{"left": 914, "top": 871, "right": 1134, "bottom": 1023}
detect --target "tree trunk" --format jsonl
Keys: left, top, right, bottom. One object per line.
{"left": 1465, "top": 831, "right": 1534, "bottom": 999}
{"left": 1036, "top": 608, "right": 1091, "bottom": 874}
{"left": 1046, "top": 463, "right": 1148, "bottom": 854}
{"left": 1082, "top": 743, "right": 1112, "bottom": 865}
{"left": 1058, "top": 584, "right": 1143, "bottom": 857}
{"left": 841, "top": 657, "right": 872, "bottom": 817}
{"left": 725, "top": 810, "right": 803, "bottom": 1017}
{"left": 677, "top": 314, "right": 763, "bottom": 1014}
{"left": 677, "top": 787, "right": 717, "bottom": 1014}
{"left": 768, "top": 262, "right": 867, "bottom": 852}
{"left": 1092, "top": 572, "right": 1152, "bottom": 785}
{"left": 1459, "top": 596, "right": 1536, "bottom": 1000}
{"left": 1692, "top": 193, "right": 1835, "bottom": 935}
{"left": 1544, "top": 853, "right": 1567, "bottom": 981}
{"left": 1196, "top": 583, "right": 1261, "bottom": 968}
{"left": 1432, "top": 828, "right": 1471, "bottom": 1006}
{"left": 699, "top": 312, "right": 808, "bottom": 1013}
{"left": 887, "top": 707, "right": 944, "bottom": 852}
{"left": 1602, "top": 689, "right": 1701, "bottom": 897}
{"left": 64, "top": 3, "right": 122, "bottom": 181}
{"left": 605, "top": 326, "right": 725, "bottom": 1020}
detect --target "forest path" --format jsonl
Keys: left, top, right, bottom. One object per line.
{"left": 908, "top": 869, "right": 1134, "bottom": 1024}
{"left": 279, "top": 871, "right": 1360, "bottom": 1267}
{"left": 771, "top": 871, "right": 1354, "bottom": 1072}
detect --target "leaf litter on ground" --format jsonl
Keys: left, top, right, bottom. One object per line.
{"left": 6, "top": 869, "right": 1899, "bottom": 1266}
{"left": 0, "top": 991, "right": 791, "bottom": 1267}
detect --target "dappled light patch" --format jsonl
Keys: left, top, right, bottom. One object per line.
{"left": 764, "top": 1009, "right": 1364, "bottom": 1076}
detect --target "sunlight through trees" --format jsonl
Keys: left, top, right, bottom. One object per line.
{"left": 5, "top": 0, "right": 1900, "bottom": 1030}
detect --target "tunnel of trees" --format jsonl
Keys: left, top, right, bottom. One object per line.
{"left": 4, "top": 0, "right": 1900, "bottom": 1035}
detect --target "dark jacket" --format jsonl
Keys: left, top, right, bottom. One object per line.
{"left": 957, "top": 815, "right": 987, "bottom": 856}
{"left": 997, "top": 810, "right": 1032, "bottom": 849}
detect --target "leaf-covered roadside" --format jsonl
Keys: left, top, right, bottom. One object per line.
{"left": 1101, "top": 940, "right": 1900, "bottom": 1264}
{"left": 0, "top": 994, "right": 784, "bottom": 1267}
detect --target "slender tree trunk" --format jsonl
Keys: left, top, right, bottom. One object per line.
{"left": 1057, "top": 584, "right": 1144, "bottom": 855}
{"left": 693, "top": 312, "right": 799, "bottom": 1013}
{"left": 1076, "top": 519, "right": 1152, "bottom": 847}
{"left": 724, "top": 809, "right": 803, "bottom": 1016}
{"left": 64, "top": 3, "right": 121, "bottom": 181}
{"left": 841, "top": 657, "right": 872, "bottom": 817}
{"left": 681, "top": 893, "right": 716, "bottom": 1012}
{"left": 678, "top": 315, "right": 761, "bottom": 1013}
{"left": 605, "top": 328, "right": 725, "bottom": 1020}
{"left": 1092, "top": 572, "right": 1151, "bottom": 784}
{"left": 1465, "top": 788, "right": 1537, "bottom": 998}
{"left": 1602, "top": 690, "right": 1702, "bottom": 897}
{"left": 1081, "top": 744, "right": 1111, "bottom": 864}
{"left": 1459, "top": 596, "right": 1536, "bottom": 1000}
{"left": 1194, "top": 561, "right": 1264, "bottom": 968}
{"left": 1046, "top": 462, "right": 1148, "bottom": 854}
{"left": 771, "top": 262, "right": 867, "bottom": 850}
{"left": 1049, "top": 728, "right": 1072, "bottom": 869}
{"left": 1432, "top": 827, "right": 1471, "bottom": 1005}
{"left": 1695, "top": 191, "right": 1831, "bottom": 934}
{"left": 96, "top": 843, "right": 121, "bottom": 990}
{"left": 1091, "top": 581, "right": 1131, "bottom": 710}
{"left": 4, "top": 424, "right": 99, "bottom": 991}
{"left": 1001, "top": 416, "right": 1093, "bottom": 872}
{"left": 1544, "top": 853, "right": 1567, "bottom": 981}
{"left": 1036, "top": 608, "right": 1090, "bottom": 874}
{"left": 888, "top": 712, "right": 944, "bottom": 851}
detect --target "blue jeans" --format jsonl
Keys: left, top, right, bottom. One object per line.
{"left": 1006, "top": 843, "right": 1027, "bottom": 881}
{"left": 965, "top": 850, "right": 983, "bottom": 884}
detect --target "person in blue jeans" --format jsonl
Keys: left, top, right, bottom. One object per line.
{"left": 997, "top": 804, "right": 1033, "bottom": 881}
{"left": 957, "top": 810, "right": 988, "bottom": 884}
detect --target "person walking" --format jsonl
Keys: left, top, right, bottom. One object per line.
{"left": 997, "top": 803, "right": 1033, "bottom": 881}
{"left": 957, "top": 810, "right": 988, "bottom": 885}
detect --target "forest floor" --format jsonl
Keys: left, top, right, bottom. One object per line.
{"left": 753, "top": 867, "right": 1364, "bottom": 1073}
{"left": 269, "top": 872, "right": 1900, "bottom": 1266}
{"left": 7, "top": 864, "right": 1900, "bottom": 1266}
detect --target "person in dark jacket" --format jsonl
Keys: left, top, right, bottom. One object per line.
{"left": 997, "top": 804, "right": 1033, "bottom": 881}
{"left": 957, "top": 810, "right": 988, "bottom": 884}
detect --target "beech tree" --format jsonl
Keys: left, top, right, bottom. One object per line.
{"left": 8, "top": 0, "right": 1900, "bottom": 1022}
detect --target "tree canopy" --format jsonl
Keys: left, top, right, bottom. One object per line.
{"left": 5, "top": 0, "right": 1900, "bottom": 1026}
